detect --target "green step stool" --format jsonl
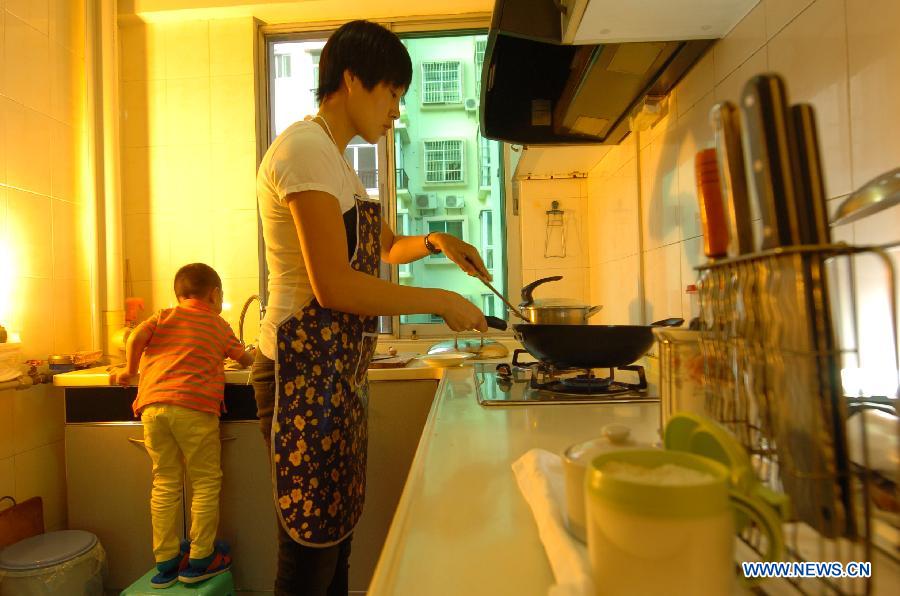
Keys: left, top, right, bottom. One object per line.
{"left": 120, "top": 569, "right": 235, "bottom": 595}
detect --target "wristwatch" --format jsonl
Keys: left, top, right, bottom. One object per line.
{"left": 424, "top": 232, "right": 442, "bottom": 254}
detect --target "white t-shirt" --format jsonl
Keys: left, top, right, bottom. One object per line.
{"left": 256, "top": 118, "right": 369, "bottom": 359}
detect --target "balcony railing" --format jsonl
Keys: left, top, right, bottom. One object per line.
{"left": 357, "top": 169, "right": 378, "bottom": 189}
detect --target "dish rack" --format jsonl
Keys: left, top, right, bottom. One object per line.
{"left": 693, "top": 242, "right": 899, "bottom": 595}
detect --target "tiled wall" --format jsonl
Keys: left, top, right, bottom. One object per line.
{"left": 0, "top": 0, "right": 90, "bottom": 530}
{"left": 518, "top": 178, "right": 591, "bottom": 304}
{"left": 119, "top": 18, "right": 261, "bottom": 339}
{"left": 587, "top": 0, "right": 900, "bottom": 366}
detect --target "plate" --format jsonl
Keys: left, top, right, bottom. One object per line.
{"left": 418, "top": 352, "right": 476, "bottom": 368}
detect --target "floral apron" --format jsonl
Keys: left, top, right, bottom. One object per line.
{"left": 272, "top": 195, "right": 380, "bottom": 546}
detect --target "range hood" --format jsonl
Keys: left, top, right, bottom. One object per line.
{"left": 480, "top": 0, "right": 714, "bottom": 145}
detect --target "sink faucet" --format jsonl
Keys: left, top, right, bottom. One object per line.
{"left": 238, "top": 294, "right": 261, "bottom": 346}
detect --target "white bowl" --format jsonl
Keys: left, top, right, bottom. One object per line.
{"left": 418, "top": 352, "right": 475, "bottom": 368}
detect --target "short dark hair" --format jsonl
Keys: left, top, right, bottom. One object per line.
{"left": 173, "top": 263, "right": 221, "bottom": 299}
{"left": 316, "top": 20, "right": 412, "bottom": 102}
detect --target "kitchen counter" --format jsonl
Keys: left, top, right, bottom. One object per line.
{"left": 368, "top": 366, "right": 661, "bottom": 596}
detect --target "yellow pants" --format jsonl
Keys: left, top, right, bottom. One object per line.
{"left": 141, "top": 403, "right": 222, "bottom": 562}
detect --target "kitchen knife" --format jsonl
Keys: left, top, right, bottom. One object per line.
{"left": 739, "top": 74, "right": 807, "bottom": 248}
{"left": 710, "top": 101, "right": 753, "bottom": 256}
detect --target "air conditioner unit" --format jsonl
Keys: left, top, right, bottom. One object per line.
{"left": 464, "top": 97, "right": 478, "bottom": 112}
{"left": 443, "top": 194, "right": 465, "bottom": 209}
{"left": 414, "top": 193, "right": 437, "bottom": 210}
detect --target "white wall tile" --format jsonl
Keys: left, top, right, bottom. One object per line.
{"left": 847, "top": 0, "right": 900, "bottom": 186}
{"left": 640, "top": 132, "right": 680, "bottom": 251}
{"left": 0, "top": 389, "right": 14, "bottom": 460}
{"left": 7, "top": 188, "right": 52, "bottom": 278}
{"left": 644, "top": 243, "right": 683, "bottom": 324}
{"left": 120, "top": 23, "right": 164, "bottom": 82}
{"left": 3, "top": 13, "right": 50, "bottom": 114}
{"left": 52, "top": 277, "right": 91, "bottom": 352}
{"left": 51, "top": 197, "right": 77, "bottom": 279}
{"left": 6, "top": 0, "right": 49, "bottom": 36}
{"left": 675, "top": 92, "right": 716, "bottom": 241}
{"left": 212, "top": 210, "right": 260, "bottom": 280}
{"left": 50, "top": 120, "right": 76, "bottom": 201}
{"left": 49, "top": 0, "right": 84, "bottom": 55}
{"left": 14, "top": 440, "right": 66, "bottom": 531}
{"left": 210, "top": 142, "right": 257, "bottom": 211}
{"left": 714, "top": 46, "right": 768, "bottom": 106}
{"left": 165, "top": 77, "right": 211, "bottom": 145}
{"left": 164, "top": 20, "right": 209, "bottom": 79}
{"left": 714, "top": 0, "right": 766, "bottom": 83}
{"left": 210, "top": 18, "right": 254, "bottom": 77}
{"left": 768, "top": 0, "right": 852, "bottom": 197}
{"left": 12, "top": 277, "right": 53, "bottom": 360}
{"left": 0, "top": 457, "right": 14, "bottom": 505}
{"left": 49, "top": 42, "right": 78, "bottom": 125}
{"left": 12, "top": 385, "right": 63, "bottom": 454}
{"left": 765, "top": 0, "right": 816, "bottom": 40}
{"left": 210, "top": 74, "right": 256, "bottom": 144}
{"left": 676, "top": 49, "right": 715, "bottom": 118}
{"left": 4, "top": 101, "right": 51, "bottom": 196}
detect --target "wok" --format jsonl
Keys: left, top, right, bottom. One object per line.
{"left": 514, "top": 318, "right": 684, "bottom": 369}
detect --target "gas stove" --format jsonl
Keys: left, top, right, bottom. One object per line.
{"left": 475, "top": 350, "right": 660, "bottom": 406}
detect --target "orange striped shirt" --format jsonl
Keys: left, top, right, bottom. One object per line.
{"left": 132, "top": 299, "right": 245, "bottom": 416}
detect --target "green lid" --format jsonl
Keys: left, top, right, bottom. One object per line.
{"left": 585, "top": 449, "right": 730, "bottom": 518}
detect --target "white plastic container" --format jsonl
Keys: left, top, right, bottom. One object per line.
{"left": 0, "top": 342, "right": 22, "bottom": 383}
{"left": 0, "top": 530, "right": 107, "bottom": 595}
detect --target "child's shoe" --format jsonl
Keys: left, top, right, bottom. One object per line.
{"left": 178, "top": 540, "right": 232, "bottom": 584}
{"left": 150, "top": 539, "right": 191, "bottom": 589}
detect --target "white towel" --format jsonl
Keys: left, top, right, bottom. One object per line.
{"left": 512, "top": 448, "right": 595, "bottom": 596}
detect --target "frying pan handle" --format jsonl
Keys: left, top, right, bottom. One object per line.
{"left": 650, "top": 317, "right": 685, "bottom": 328}
{"left": 485, "top": 316, "right": 507, "bottom": 331}
{"left": 520, "top": 276, "right": 563, "bottom": 305}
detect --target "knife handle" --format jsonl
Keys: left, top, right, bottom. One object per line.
{"left": 695, "top": 149, "right": 729, "bottom": 258}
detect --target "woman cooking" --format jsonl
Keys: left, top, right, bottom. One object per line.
{"left": 253, "top": 20, "right": 491, "bottom": 596}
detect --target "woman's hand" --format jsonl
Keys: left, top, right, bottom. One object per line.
{"left": 431, "top": 233, "right": 492, "bottom": 281}
{"left": 438, "top": 290, "right": 488, "bottom": 332}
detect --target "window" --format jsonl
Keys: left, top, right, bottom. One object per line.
{"left": 309, "top": 50, "right": 321, "bottom": 104}
{"left": 481, "top": 293, "right": 496, "bottom": 317}
{"left": 421, "top": 61, "right": 462, "bottom": 104}
{"left": 479, "top": 134, "right": 492, "bottom": 188}
{"left": 424, "top": 217, "right": 467, "bottom": 261}
{"left": 343, "top": 139, "right": 378, "bottom": 194}
{"left": 479, "top": 210, "right": 495, "bottom": 271}
{"left": 275, "top": 53, "right": 292, "bottom": 78}
{"left": 424, "top": 139, "right": 464, "bottom": 184}
{"left": 267, "top": 29, "right": 509, "bottom": 337}
{"left": 474, "top": 38, "right": 487, "bottom": 95}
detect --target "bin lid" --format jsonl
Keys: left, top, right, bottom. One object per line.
{"left": 0, "top": 530, "right": 98, "bottom": 570}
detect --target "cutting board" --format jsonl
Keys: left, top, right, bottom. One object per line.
{"left": 368, "top": 353, "right": 418, "bottom": 369}
{"left": 0, "top": 496, "right": 44, "bottom": 549}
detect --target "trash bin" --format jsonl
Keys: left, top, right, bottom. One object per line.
{"left": 0, "top": 530, "right": 106, "bottom": 595}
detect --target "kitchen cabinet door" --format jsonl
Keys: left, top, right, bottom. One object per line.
{"left": 349, "top": 379, "right": 439, "bottom": 593}
{"left": 66, "top": 423, "right": 182, "bottom": 591}
{"left": 185, "top": 421, "right": 278, "bottom": 592}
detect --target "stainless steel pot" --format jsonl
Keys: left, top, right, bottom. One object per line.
{"left": 517, "top": 276, "right": 602, "bottom": 325}
{"left": 518, "top": 302, "right": 603, "bottom": 324}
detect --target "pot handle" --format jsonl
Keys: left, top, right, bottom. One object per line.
{"left": 585, "top": 305, "right": 603, "bottom": 319}
{"left": 485, "top": 316, "right": 507, "bottom": 331}
{"left": 520, "top": 275, "right": 563, "bottom": 305}
{"left": 650, "top": 317, "right": 685, "bottom": 327}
